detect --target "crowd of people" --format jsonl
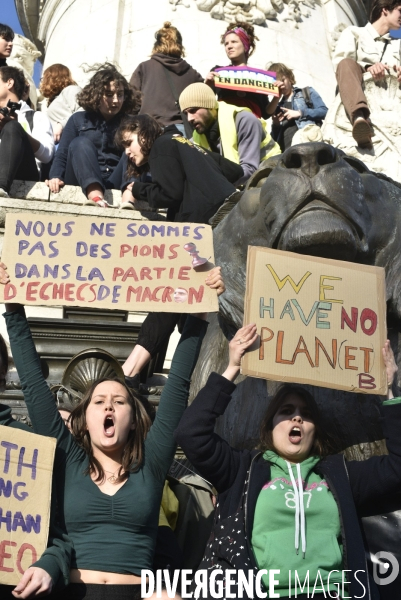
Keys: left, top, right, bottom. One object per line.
{"left": 0, "top": 0, "right": 400, "bottom": 598}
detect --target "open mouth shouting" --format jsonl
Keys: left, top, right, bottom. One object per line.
{"left": 104, "top": 414, "right": 115, "bottom": 438}
{"left": 289, "top": 426, "right": 302, "bottom": 444}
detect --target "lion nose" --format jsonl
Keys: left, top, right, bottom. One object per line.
{"left": 281, "top": 143, "right": 338, "bottom": 178}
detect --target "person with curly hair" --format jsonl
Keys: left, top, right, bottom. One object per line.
{"left": 113, "top": 114, "right": 241, "bottom": 388}
{"left": 46, "top": 63, "right": 140, "bottom": 208}
{"left": 40, "top": 64, "right": 82, "bottom": 143}
{"left": 204, "top": 22, "right": 273, "bottom": 119}
{"left": 129, "top": 22, "right": 203, "bottom": 137}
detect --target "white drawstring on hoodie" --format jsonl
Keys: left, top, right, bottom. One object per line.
{"left": 286, "top": 461, "right": 306, "bottom": 558}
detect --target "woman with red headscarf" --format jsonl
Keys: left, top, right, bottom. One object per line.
{"left": 204, "top": 22, "right": 279, "bottom": 119}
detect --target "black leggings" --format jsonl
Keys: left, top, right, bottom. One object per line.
{"left": 137, "top": 312, "right": 185, "bottom": 357}
{"left": 0, "top": 583, "right": 142, "bottom": 599}
{"left": 0, "top": 119, "right": 39, "bottom": 193}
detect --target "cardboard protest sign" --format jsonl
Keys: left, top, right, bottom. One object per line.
{"left": 214, "top": 66, "right": 279, "bottom": 97}
{"left": 1, "top": 214, "right": 219, "bottom": 313}
{"left": 0, "top": 425, "right": 56, "bottom": 584}
{"left": 242, "top": 247, "right": 387, "bottom": 395}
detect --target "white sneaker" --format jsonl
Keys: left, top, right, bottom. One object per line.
{"left": 120, "top": 201, "right": 135, "bottom": 210}
{"left": 83, "top": 196, "right": 109, "bottom": 208}
{"left": 0, "top": 188, "right": 9, "bottom": 198}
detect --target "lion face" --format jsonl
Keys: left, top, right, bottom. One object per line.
{"left": 215, "top": 142, "right": 401, "bottom": 326}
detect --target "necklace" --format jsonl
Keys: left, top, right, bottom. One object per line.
{"left": 104, "top": 468, "right": 121, "bottom": 483}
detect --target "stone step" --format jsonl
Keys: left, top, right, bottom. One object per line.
{"left": 8, "top": 180, "right": 157, "bottom": 211}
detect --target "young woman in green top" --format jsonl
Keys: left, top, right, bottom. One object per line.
{"left": 176, "top": 324, "right": 401, "bottom": 599}
{"left": 0, "top": 263, "right": 224, "bottom": 600}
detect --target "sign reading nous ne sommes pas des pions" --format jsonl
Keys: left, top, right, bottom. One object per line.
{"left": 0, "top": 214, "right": 219, "bottom": 313}
{"left": 0, "top": 426, "right": 56, "bottom": 585}
{"left": 214, "top": 66, "right": 279, "bottom": 97}
{"left": 242, "top": 247, "right": 387, "bottom": 395}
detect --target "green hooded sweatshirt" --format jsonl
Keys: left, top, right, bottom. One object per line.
{"left": 252, "top": 451, "right": 344, "bottom": 598}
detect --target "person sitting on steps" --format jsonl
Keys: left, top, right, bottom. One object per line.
{"left": 46, "top": 63, "right": 140, "bottom": 208}
{"left": 332, "top": 0, "right": 401, "bottom": 149}
{"left": 0, "top": 66, "right": 54, "bottom": 198}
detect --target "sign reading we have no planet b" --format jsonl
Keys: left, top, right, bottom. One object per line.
{"left": 0, "top": 426, "right": 56, "bottom": 585}
{"left": 242, "top": 247, "right": 387, "bottom": 395}
{"left": 0, "top": 213, "right": 219, "bottom": 313}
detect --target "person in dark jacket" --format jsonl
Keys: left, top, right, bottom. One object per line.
{"left": 46, "top": 63, "right": 140, "bottom": 208}
{"left": 115, "top": 114, "right": 241, "bottom": 220}
{"left": 114, "top": 113, "right": 239, "bottom": 388}
{"left": 130, "top": 22, "right": 203, "bottom": 135}
{"left": 0, "top": 23, "right": 14, "bottom": 67}
{"left": 175, "top": 323, "right": 401, "bottom": 600}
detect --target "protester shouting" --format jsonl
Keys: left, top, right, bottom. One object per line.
{"left": 0, "top": 262, "right": 224, "bottom": 600}
{"left": 175, "top": 324, "right": 401, "bottom": 599}
{"left": 46, "top": 63, "right": 139, "bottom": 208}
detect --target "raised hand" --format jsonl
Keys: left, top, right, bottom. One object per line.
{"left": 0, "top": 261, "right": 9, "bottom": 285}
{"left": 382, "top": 339, "right": 398, "bottom": 399}
{"left": 222, "top": 323, "right": 258, "bottom": 381}
{"left": 205, "top": 266, "right": 225, "bottom": 297}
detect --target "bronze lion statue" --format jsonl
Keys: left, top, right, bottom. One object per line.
{"left": 189, "top": 143, "right": 401, "bottom": 596}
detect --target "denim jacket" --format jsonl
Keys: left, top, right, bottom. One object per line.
{"left": 49, "top": 110, "right": 124, "bottom": 181}
{"left": 277, "top": 86, "right": 328, "bottom": 129}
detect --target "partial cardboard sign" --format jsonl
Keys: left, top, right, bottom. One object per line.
{"left": 214, "top": 66, "right": 279, "bottom": 97}
{"left": 0, "top": 425, "right": 56, "bottom": 584}
{"left": 242, "top": 247, "right": 387, "bottom": 395}
{"left": 1, "top": 214, "right": 219, "bottom": 313}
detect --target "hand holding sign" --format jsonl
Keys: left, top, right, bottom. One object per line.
{"left": 242, "top": 247, "right": 387, "bottom": 394}
{"left": 0, "top": 214, "right": 219, "bottom": 313}
{"left": 222, "top": 323, "right": 258, "bottom": 382}
{"left": 214, "top": 66, "right": 279, "bottom": 97}
{"left": 382, "top": 340, "right": 398, "bottom": 399}
{"left": 0, "top": 426, "right": 56, "bottom": 586}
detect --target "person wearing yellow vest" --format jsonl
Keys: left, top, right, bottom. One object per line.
{"left": 179, "top": 82, "right": 280, "bottom": 185}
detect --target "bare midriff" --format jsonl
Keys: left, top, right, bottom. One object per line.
{"left": 70, "top": 569, "right": 143, "bottom": 584}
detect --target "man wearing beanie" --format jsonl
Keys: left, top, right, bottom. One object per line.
{"left": 179, "top": 82, "right": 280, "bottom": 184}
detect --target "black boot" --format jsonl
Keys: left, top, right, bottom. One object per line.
{"left": 125, "top": 373, "right": 140, "bottom": 391}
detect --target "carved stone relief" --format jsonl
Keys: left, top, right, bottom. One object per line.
{"left": 184, "top": 0, "right": 320, "bottom": 27}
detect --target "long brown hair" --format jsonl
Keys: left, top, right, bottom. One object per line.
{"left": 40, "top": 64, "right": 76, "bottom": 104}
{"left": 152, "top": 21, "right": 184, "bottom": 58}
{"left": 69, "top": 377, "right": 152, "bottom": 483}
{"left": 77, "top": 63, "right": 140, "bottom": 116}
{"left": 259, "top": 384, "right": 335, "bottom": 457}
{"left": 115, "top": 114, "right": 163, "bottom": 178}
